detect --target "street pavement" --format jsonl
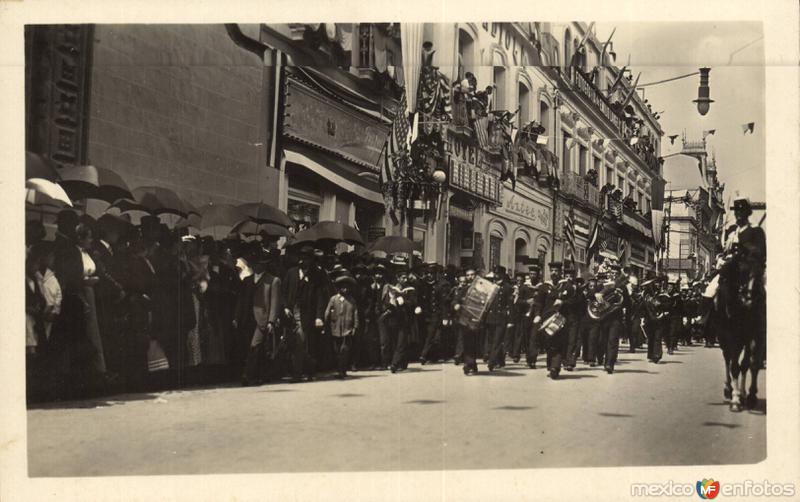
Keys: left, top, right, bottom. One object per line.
{"left": 27, "top": 342, "right": 766, "bottom": 476}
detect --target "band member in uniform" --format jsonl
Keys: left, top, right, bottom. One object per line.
{"left": 453, "top": 268, "right": 480, "bottom": 375}
{"left": 588, "top": 263, "right": 629, "bottom": 374}
{"left": 508, "top": 271, "right": 533, "bottom": 363}
{"left": 642, "top": 276, "right": 669, "bottom": 363}
{"left": 451, "top": 269, "right": 472, "bottom": 366}
{"left": 525, "top": 262, "right": 548, "bottom": 369}
{"left": 420, "top": 264, "right": 453, "bottom": 365}
{"left": 487, "top": 266, "right": 513, "bottom": 372}
{"left": 380, "top": 261, "right": 417, "bottom": 373}
{"left": 665, "top": 280, "right": 682, "bottom": 355}
{"left": 561, "top": 262, "right": 584, "bottom": 372}
{"left": 541, "top": 262, "right": 566, "bottom": 378}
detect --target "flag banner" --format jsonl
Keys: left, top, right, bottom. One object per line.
{"left": 650, "top": 209, "right": 665, "bottom": 249}
{"left": 668, "top": 134, "right": 679, "bottom": 145}
{"left": 586, "top": 217, "right": 601, "bottom": 263}
{"left": 536, "top": 134, "right": 549, "bottom": 145}
{"left": 630, "top": 136, "right": 639, "bottom": 146}
{"left": 702, "top": 129, "right": 716, "bottom": 139}
{"left": 410, "top": 112, "right": 420, "bottom": 143}
{"left": 617, "top": 238, "right": 628, "bottom": 263}
{"left": 267, "top": 48, "right": 287, "bottom": 170}
{"left": 564, "top": 207, "right": 576, "bottom": 259}
{"left": 400, "top": 23, "right": 424, "bottom": 114}
{"left": 742, "top": 122, "right": 755, "bottom": 134}
{"left": 474, "top": 116, "right": 490, "bottom": 149}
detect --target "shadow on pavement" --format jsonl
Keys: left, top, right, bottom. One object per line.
{"left": 493, "top": 405, "right": 534, "bottom": 411}
{"left": 615, "top": 369, "right": 657, "bottom": 374}
{"left": 598, "top": 412, "right": 634, "bottom": 418}
{"left": 703, "top": 421, "right": 740, "bottom": 429}
{"left": 28, "top": 393, "right": 160, "bottom": 410}
{"left": 255, "top": 388, "right": 296, "bottom": 393}
{"left": 405, "top": 399, "right": 445, "bottom": 405}
{"left": 558, "top": 373, "right": 598, "bottom": 380}
{"left": 660, "top": 360, "right": 684, "bottom": 364}
{"left": 484, "top": 369, "right": 526, "bottom": 377}
{"left": 334, "top": 393, "right": 365, "bottom": 398}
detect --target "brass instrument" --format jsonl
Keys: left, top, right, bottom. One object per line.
{"left": 651, "top": 292, "right": 672, "bottom": 320}
{"left": 587, "top": 283, "right": 625, "bottom": 320}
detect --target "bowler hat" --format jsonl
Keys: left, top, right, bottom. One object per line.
{"left": 334, "top": 274, "right": 358, "bottom": 288}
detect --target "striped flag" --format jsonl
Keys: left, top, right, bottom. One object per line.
{"left": 266, "top": 48, "right": 288, "bottom": 169}
{"left": 617, "top": 237, "right": 628, "bottom": 264}
{"left": 474, "top": 115, "right": 490, "bottom": 149}
{"left": 380, "top": 91, "right": 412, "bottom": 225}
{"left": 586, "top": 217, "right": 602, "bottom": 264}
{"left": 563, "top": 206, "right": 576, "bottom": 262}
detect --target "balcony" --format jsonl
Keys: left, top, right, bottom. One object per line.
{"left": 567, "top": 69, "right": 661, "bottom": 173}
{"left": 560, "top": 170, "right": 601, "bottom": 208}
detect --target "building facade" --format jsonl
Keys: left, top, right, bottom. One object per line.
{"left": 26, "top": 22, "right": 664, "bottom": 277}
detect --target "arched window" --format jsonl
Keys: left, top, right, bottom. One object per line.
{"left": 457, "top": 29, "right": 475, "bottom": 80}
{"left": 539, "top": 100, "right": 550, "bottom": 134}
{"left": 492, "top": 63, "right": 506, "bottom": 111}
{"left": 517, "top": 82, "right": 530, "bottom": 127}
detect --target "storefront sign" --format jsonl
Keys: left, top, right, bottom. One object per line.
{"left": 449, "top": 160, "right": 502, "bottom": 204}
{"left": 490, "top": 190, "right": 552, "bottom": 233}
{"left": 284, "top": 78, "right": 388, "bottom": 172}
{"left": 368, "top": 226, "right": 386, "bottom": 241}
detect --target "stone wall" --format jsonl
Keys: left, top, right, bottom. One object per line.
{"left": 86, "top": 24, "right": 273, "bottom": 207}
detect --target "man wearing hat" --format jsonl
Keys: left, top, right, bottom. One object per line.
{"left": 486, "top": 265, "right": 513, "bottom": 371}
{"left": 450, "top": 269, "right": 473, "bottom": 366}
{"left": 419, "top": 263, "right": 453, "bottom": 365}
{"left": 380, "top": 265, "right": 417, "bottom": 373}
{"left": 539, "top": 261, "right": 567, "bottom": 378}
{"left": 324, "top": 274, "right": 360, "bottom": 379}
{"left": 560, "top": 261, "right": 585, "bottom": 372}
{"left": 507, "top": 270, "right": 533, "bottom": 364}
{"left": 725, "top": 196, "right": 766, "bottom": 265}
{"left": 524, "top": 261, "right": 548, "bottom": 369}
{"left": 242, "top": 246, "right": 282, "bottom": 385}
{"left": 364, "top": 263, "right": 389, "bottom": 369}
{"left": 283, "top": 247, "right": 332, "bottom": 381}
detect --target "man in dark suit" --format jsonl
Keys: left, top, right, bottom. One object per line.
{"left": 419, "top": 264, "right": 453, "bottom": 365}
{"left": 283, "top": 247, "right": 331, "bottom": 381}
{"left": 526, "top": 262, "right": 550, "bottom": 369}
{"left": 243, "top": 247, "right": 282, "bottom": 385}
{"left": 560, "top": 262, "right": 585, "bottom": 372}
{"left": 487, "top": 266, "right": 513, "bottom": 372}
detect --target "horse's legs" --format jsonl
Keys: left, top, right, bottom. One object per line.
{"left": 747, "top": 337, "right": 763, "bottom": 409}
{"left": 723, "top": 357, "right": 732, "bottom": 401}
{"left": 729, "top": 343, "right": 744, "bottom": 412}
{"left": 739, "top": 344, "right": 750, "bottom": 405}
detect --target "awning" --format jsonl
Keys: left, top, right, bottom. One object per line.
{"left": 284, "top": 148, "right": 384, "bottom": 205}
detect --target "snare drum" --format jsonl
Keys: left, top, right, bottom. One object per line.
{"left": 541, "top": 313, "right": 566, "bottom": 336}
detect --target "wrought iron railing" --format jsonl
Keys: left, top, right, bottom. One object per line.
{"left": 560, "top": 170, "right": 601, "bottom": 208}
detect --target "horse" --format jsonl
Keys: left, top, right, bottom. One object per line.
{"left": 710, "top": 249, "right": 766, "bottom": 412}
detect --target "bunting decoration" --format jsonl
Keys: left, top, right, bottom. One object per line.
{"left": 563, "top": 206, "right": 576, "bottom": 263}
{"left": 380, "top": 91, "right": 412, "bottom": 225}
{"left": 617, "top": 237, "right": 628, "bottom": 264}
{"left": 668, "top": 134, "right": 679, "bottom": 145}
{"left": 586, "top": 216, "right": 602, "bottom": 264}
{"left": 742, "top": 122, "right": 755, "bottom": 134}
{"left": 702, "top": 129, "right": 716, "bottom": 139}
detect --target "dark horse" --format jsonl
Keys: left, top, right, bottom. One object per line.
{"left": 710, "top": 249, "right": 766, "bottom": 412}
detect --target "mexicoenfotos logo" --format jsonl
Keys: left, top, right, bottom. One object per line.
{"left": 696, "top": 479, "right": 721, "bottom": 499}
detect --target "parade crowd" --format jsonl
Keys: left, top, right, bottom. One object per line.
{"left": 25, "top": 210, "right": 716, "bottom": 402}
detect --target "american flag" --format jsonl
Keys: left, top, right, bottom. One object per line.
{"left": 617, "top": 237, "right": 628, "bottom": 264}
{"left": 586, "top": 216, "right": 603, "bottom": 263}
{"left": 563, "top": 206, "right": 576, "bottom": 262}
{"left": 474, "top": 116, "right": 490, "bottom": 150}
{"left": 388, "top": 91, "right": 411, "bottom": 175}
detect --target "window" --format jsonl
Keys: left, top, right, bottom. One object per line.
{"left": 617, "top": 175, "right": 624, "bottom": 190}
{"left": 679, "top": 239, "right": 692, "bottom": 259}
{"left": 489, "top": 235, "right": 503, "bottom": 270}
{"left": 645, "top": 197, "right": 651, "bottom": 213}
{"left": 576, "top": 246, "right": 586, "bottom": 263}
{"left": 358, "top": 24, "right": 374, "bottom": 69}
{"left": 606, "top": 166, "right": 614, "bottom": 186}
{"left": 457, "top": 29, "right": 475, "bottom": 80}
{"left": 287, "top": 192, "right": 321, "bottom": 232}
{"left": 539, "top": 101, "right": 550, "bottom": 134}
{"left": 517, "top": 82, "right": 530, "bottom": 127}
{"left": 492, "top": 66, "right": 505, "bottom": 110}
{"left": 563, "top": 28, "right": 572, "bottom": 69}
{"left": 562, "top": 133, "right": 572, "bottom": 174}
{"left": 628, "top": 183, "right": 635, "bottom": 197}
{"left": 578, "top": 145, "right": 588, "bottom": 175}
{"left": 637, "top": 191, "right": 643, "bottom": 210}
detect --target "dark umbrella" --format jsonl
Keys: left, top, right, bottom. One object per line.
{"left": 60, "top": 165, "right": 134, "bottom": 203}
{"left": 132, "top": 186, "right": 191, "bottom": 218}
{"left": 237, "top": 202, "right": 293, "bottom": 227}
{"left": 293, "top": 221, "right": 364, "bottom": 246}
{"left": 26, "top": 152, "right": 60, "bottom": 181}
{"left": 369, "top": 235, "right": 422, "bottom": 254}
{"left": 232, "top": 219, "right": 293, "bottom": 238}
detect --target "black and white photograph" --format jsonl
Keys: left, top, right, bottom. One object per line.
{"left": 2, "top": 1, "right": 798, "bottom": 501}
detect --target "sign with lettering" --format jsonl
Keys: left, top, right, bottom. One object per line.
{"left": 490, "top": 190, "right": 552, "bottom": 233}
{"left": 284, "top": 78, "right": 388, "bottom": 172}
{"left": 449, "top": 160, "right": 502, "bottom": 204}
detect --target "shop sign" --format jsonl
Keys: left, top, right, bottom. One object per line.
{"left": 368, "top": 226, "right": 386, "bottom": 242}
{"left": 284, "top": 79, "right": 388, "bottom": 172}
{"left": 449, "top": 160, "right": 502, "bottom": 203}
{"left": 491, "top": 190, "right": 552, "bottom": 233}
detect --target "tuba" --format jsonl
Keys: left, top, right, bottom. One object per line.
{"left": 587, "top": 285, "right": 625, "bottom": 320}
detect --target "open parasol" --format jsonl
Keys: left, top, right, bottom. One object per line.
{"left": 25, "top": 178, "right": 73, "bottom": 207}
{"left": 237, "top": 202, "right": 293, "bottom": 227}
{"left": 292, "top": 221, "right": 364, "bottom": 246}
{"left": 26, "top": 152, "right": 61, "bottom": 182}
